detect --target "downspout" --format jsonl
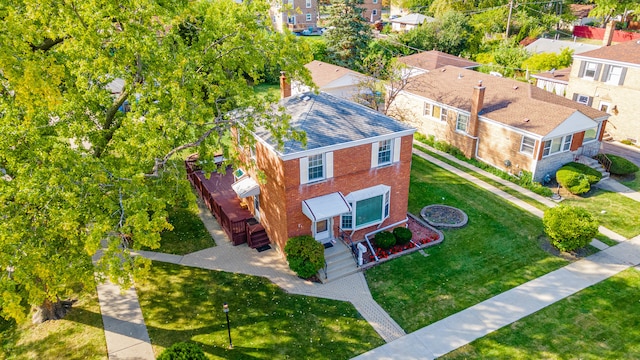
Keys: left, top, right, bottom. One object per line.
{"left": 364, "top": 217, "right": 408, "bottom": 262}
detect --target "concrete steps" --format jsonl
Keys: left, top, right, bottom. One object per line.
{"left": 576, "top": 155, "right": 610, "bottom": 181}
{"left": 319, "top": 240, "right": 359, "bottom": 283}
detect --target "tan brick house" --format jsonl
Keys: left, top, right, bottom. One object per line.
{"left": 388, "top": 66, "right": 609, "bottom": 182}
{"left": 237, "top": 75, "right": 416, "bottom": 255}
{"left": 565, "top": 40, "right": 640, "bottom": 143}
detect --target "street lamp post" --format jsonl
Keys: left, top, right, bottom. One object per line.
{"left": 223, "top": 302, "right": 233, "bottom": 349}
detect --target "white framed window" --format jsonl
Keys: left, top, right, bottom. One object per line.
{"left": 456, "top": 113, "right": 469, "bottom": 133}
{"left": 341, "top": 185, "right": 391, "bottom": 230}
{"left": 577, "top": 95, "right": 589, "bottom": 105}
{"left": 582, "top": 62, "right": 598, "bottom": 80}
{"left": 287, "top": 15, "right": 296, "bottom": 24}
{"left": 308, "top": 154, "right": 324, "bottom": 182}
{"left": 440, "top": 108, "right": 448, "bottom": 122}
{"left": 520, "top": 136, "right": 536, "bottom": 156}
{"left": 423, "top": 102, "right": 431, "bottom": 117}
{"left": 423, "top": 102, "right": 446, "bottom": 121}
{"left": 603, "top": 65, "right": 624, "bottom": 85}
{"left": 305, "top": 0, "right": 311, "bottom": 8}
{"left": 542, "top": 134, "right": 573, "bottom": 157}
{"left": 599, "top": 101, "right": 611, "bottom": 114}
{"left": 300, "top": 152, "right": 333, "bottom": 184}
{"left": 373, "top": 0, "right": 378, "bottom": 3}
{"left": 372, "top": 9, "right": 378, "bottom": 15}
{"left": 306, "top": 13, "right": 312, "bottom": 21}
{"left": 377, "top": 139, "right": 392, "bottom": 166}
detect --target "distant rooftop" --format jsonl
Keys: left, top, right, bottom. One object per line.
{"left": 304, "top": 60, "right": 366, "bottom": 88}
{"left": 530, "top": 67, "right": 571, "bottom": 84}
{"left": 524, "top": 38, "right": 601, "bottom": 55}
{"left": 390, "top": 13, "right": 435, "bottom": 25}
{"left": 254, "top": 92, "right": 415, "bottom": 156}
{"left": 397, "top": 50, "right": 479, "bottom": 72}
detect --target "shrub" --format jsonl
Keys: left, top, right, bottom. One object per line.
{"left": 621, "top": 139, "right": 634, "bottom": 146}
{"left": 604, "top": 154, "right": 639, "bottom": 175}
{"left": 393, "top": 227, "right": 412, "bottom": 245}
{"left": 374, "top": 231, "right": 396, "bottom": 249}
{"left": 157, "top": 342, "right": 207, "bottom": 360}
{"left": 543, "top": 205, "right": 598, "bottom": 252}
{"left": 556, "top": 162, "right": 602, "bottom": 195}
{"left": 284, "top": 235, "right": 325, "bottom": 279}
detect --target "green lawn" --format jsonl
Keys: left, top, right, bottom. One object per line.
{"left": 136, "top": 262, "right": 384, "bottom": 360}
{"left": 442, "top": 268, "right": 640, "bottom": 359}
{"left": 253, "top": 83, "right": 280, "bottom": 102}
{"left": 365, "top": 155, "right": 569, "bottom": 333}
{"left": 619, "top": 171, "right": 640, "bottom": 191}
{"left": 562, "top": 189, "right": 640, "bottom": 239}
{"left": 1, "top": 288, "right": 107, "bottom": 359}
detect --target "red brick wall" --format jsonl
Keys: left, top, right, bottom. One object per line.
{"left": 257, "top": 134, "right": 414, "bottom": 254}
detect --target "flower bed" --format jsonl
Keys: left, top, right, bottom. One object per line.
{"left": 359, "top": 214, "right": 443, "bottom": 268}
{"left": 420, "top": 204, "right": 468, "bottom": 228}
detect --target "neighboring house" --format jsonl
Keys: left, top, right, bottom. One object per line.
{"left": 531, "top": 67, "right": 571, "bottom": 96}
{"left": 390, "top": 13, "right": 435, "bottom": 32}
{"left": 236, "top": 74, "right": 416, "bottom": 255}
{"left": 524, "top": 38, "right": 601, "bottom": 55}
{"left": 270, "top": 0, "right": 318, "bottom": 33}
{"left": 360, "top": 0, "right": 382, "bottom": 23}
{"left": 566, "top": 39, "right": 640, "bottom": 143}
{"left": 388, "top": 66, "right": 609, "bottom": 182}
{"left": 569, "top": 3, "right": 596, "bottom": 26}
{"left": 292, "top": 61, "right": 375, "bottom": 103}
{"left": 397, "top": 50, "right": 479, "bottom": 77}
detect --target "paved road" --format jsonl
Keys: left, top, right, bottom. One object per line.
{"left": 602, "top": 141, "right": 640, "bottom": 167}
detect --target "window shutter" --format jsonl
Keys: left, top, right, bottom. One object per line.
{"left": 325, "top": 152, "right": 334, "bottom": 179}
{"left": 572, "top": 93, "right": 578, "bottom": 101}
{"left": 299, "top": 157, "right": 309, "bottom": 185}
{"left": 601, "top": 64, "right": 610, "bottom": 82}
{"left": 371, "top": 142, "right": 379, "bottom": 168}
{"left": 594, "top": 64, "right": 602, "bottom": 81}
{"left": 618, "top": 67, "right": 627, "bottom": 86}
{"left": 393, "top": 138, "right": 401, "bottom": 163}
{"left": 578, "top": 61, "right": 586, "bottom": 77}
{"left": 587, "top": 96, "right": 593, "bottom": 107}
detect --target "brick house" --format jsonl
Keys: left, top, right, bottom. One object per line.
{"left": 270, "top": 0, "right": 319, "bottom": 33}
{"left": 359, "top": 0, "right": 382, "bottom": 23}
{"left": 388, "top": 66, "right": 609, "bottom": 182}
{"left": 237, "top": 75, "right": 416, "bottom": 255}
{"left": 565, "top": 39, "right": 640, "bottom": 143}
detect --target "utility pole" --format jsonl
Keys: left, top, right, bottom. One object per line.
{"left": 506, "top": 0, "right": 514, "bottom": 38}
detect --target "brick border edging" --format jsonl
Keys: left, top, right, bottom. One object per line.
{"left": 420, "top": 204, "right": 468, "bottom": 229}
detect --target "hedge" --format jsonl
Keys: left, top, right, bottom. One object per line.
{"left": 556, "top": 162, "right": 602, "bottom": 195}
{"left": 604, "top": 154, "right": 639, "bottom": 175}
{"left": 284, "top": 235, "right": 325, "bottom": 279}
{"left": 543, "top": 205, "right": 598, "bottom": 252}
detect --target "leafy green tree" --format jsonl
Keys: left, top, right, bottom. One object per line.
{"left": 522, "top": 48, "right": 574, "bottom": 72}
{"left": 543, "top": 205, "right": 598, "bottom": 252}
{"left": 324, "top": 0, "right": 373, "bottom": 72}
{"left": 398, "top": 11, "right": 477, "bottom": 56}
{"left": 0, "top": 0, "right": 310, "bottom": 323}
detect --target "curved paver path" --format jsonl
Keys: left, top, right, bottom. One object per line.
{"left": 136, "top": 200, "right": 406, "bottom": 343}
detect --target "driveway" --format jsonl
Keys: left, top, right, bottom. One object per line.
{"left": 602, "top": 141, "right": 640, "bottom": 167}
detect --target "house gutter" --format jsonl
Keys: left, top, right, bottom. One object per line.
{"left": 363, "top": 217, "right": 408, "bottom": 262}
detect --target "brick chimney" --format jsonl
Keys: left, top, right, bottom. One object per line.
{"left": 469, "top": 80, "right": 485, "bottom": 138}
{"left": 280, "top": 71, "right": 291, "bottom": 99}
{"left": 603, "top": 20, "right": 616, "bottom": 46}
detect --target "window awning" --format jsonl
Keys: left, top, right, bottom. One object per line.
{"left": 302, "top": 192, "right": 351, "bottom": 222}
{"left": 231, "top": 176, "right": 260, "bottom": 198}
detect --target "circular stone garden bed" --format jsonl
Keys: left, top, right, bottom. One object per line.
{"left": 420, "top": 204, "right": 468, "bottom": 228}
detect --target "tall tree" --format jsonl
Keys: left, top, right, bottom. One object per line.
{"left": 0, "top": 0, "right": 310, "bottom": 323}
{"left": 324, "top": 0, "right": 373, "bottom": 72}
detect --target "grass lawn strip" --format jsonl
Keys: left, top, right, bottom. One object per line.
{"left": 1, "top": 288, "right": 107, "bottom": 359}
{"left": 619, "top": 170, "right": 640, "bottom": 191}
{"left": 562, "top": 188, "right": 640, "bottom": 239}
{"left": 442, "top": 268, "right": 640, "bottom": 359}
{"left": 136, "top": 261, "right": 384, "bottom": 360}
{"left": 414, "top": 145, "right": 549, "bottom": 212}
{"left": 365, "top": 155, "right": 569, "bottom": 333}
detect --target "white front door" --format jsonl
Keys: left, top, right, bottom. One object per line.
{"left": 253, "top": 195, "right": 260, "bottom": 222}
{"left": 314, "top": 218, "right": 331, "bottom": 243}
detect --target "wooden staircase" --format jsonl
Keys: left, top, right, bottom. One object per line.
{"left": 319, "top": 240, "right": 359, "bottom": 283}
{"left": 246, "top": 219, "right": 270, "bottom": 249}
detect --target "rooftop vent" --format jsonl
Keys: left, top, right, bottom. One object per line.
{"left": 302, "top": 96, "right": 311, "bottom": 101}
{"left": 513, "top": 85, "right": 519, "bottom": 90}
{"left": 458, "top": 73, "right": 463, "bottom": 79}
{"left": 524, "top": 118, "right": 530, "bottom": 122}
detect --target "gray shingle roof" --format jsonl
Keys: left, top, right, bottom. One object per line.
{"left": 254, "top": 92, "right": 415, "bottom": 156}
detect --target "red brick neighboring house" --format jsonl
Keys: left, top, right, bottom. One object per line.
{"left": 238, "top": 76, "right": 416, "bottom": 255}
{"left": 389, "top": 66, "right": 609, "bottom": 182}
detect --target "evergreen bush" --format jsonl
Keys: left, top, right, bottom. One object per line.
{"left": 604, "top": 154, "right": 639, "bottom": 175}
{"left": 556, "top": 162, "right": 602, "bottom": 195}
{"left": 393, "top": 227, "right": 412, "bottom": 245}
{"left": 543, "top": 205, "right": 598, "bottom": 252}
{"left": 374, "top": 231, "right": 396, "bottom": 249}
{"left": 157, "top": 342, "right": 207, "bottom": 360}
{"left": 284, "top": 235, "right": 325, "bottom": 279}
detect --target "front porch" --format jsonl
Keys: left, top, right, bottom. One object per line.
{"left": 185, "top": 157, "right": 270, "bottom": 249}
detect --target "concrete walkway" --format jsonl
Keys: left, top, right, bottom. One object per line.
{"left": 596, "top": 178, "right": 640, "bottom": 202}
